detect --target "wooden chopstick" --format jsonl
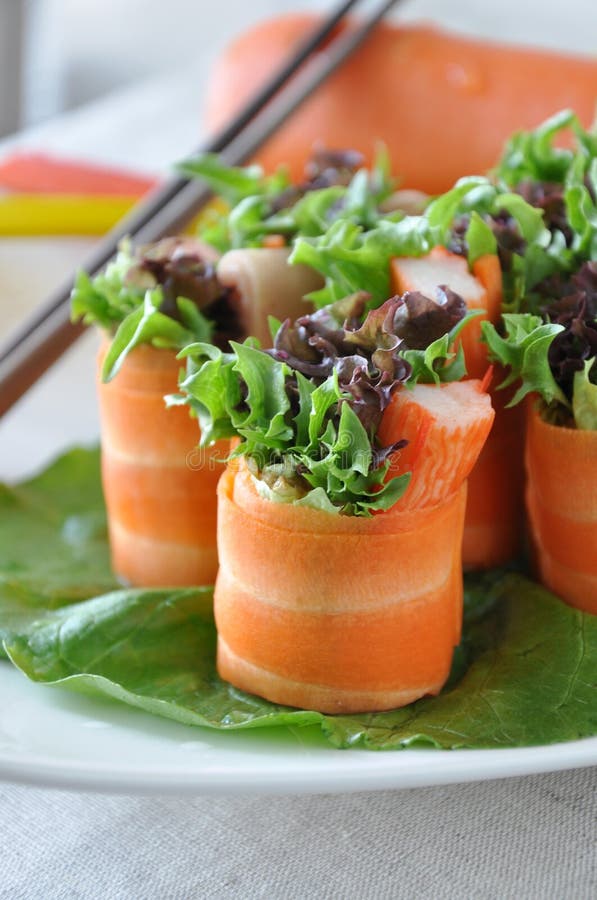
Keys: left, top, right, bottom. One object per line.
{"left": 0, "top": 0, "right": 400, "bottom": 418}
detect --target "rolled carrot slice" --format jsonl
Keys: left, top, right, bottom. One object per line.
{"left": 525, "top": 403, "right": 597, "bottom": 614}
{"left": 97, "top": 338, "right": 227, "bottom": 587}
{"left": 460, "top": 257, "right": 526, "bottom": 567}
{"left": 462, "top": 384, "right": 525, "bottom": 570}
{"left": 214, "top": 461, "right": 466, "bottom": 713}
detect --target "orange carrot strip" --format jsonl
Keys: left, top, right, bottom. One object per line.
{"left": 525, "top": 403, "right": 597, "bottom": 614}
{"left": 261, "top": 234, "right": 286, "bottom": 248}
{"left": 214, "top": 462, "right": 466, "bottom": 713}
{"left": 472, "top": 254, "right": 502, "bottom": 323}
{"left": 97, "top": 338, "right": 227, "bottom": 587}
{"left": 461, "top": 379, "right": 526, "bottom": 569}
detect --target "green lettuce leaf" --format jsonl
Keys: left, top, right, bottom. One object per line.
{"left": 2, "top": 449, "right": 596, "bottom": 750}
{"left": 176, "top": 341, "right": 241, "bottom": 444}
{"left": 72, "top": 240, "right": 216, "bottom": 380}
{"left": 464, "top": 211, "right": 497, "bottom": 264}
{"left": 496, "top": 109, "right": 588, "bottom": 186}
{"left": 491, "top": 111, "right": 597, "bottom": 302}
{"left": 101, "top": 290, "right": 212, "bottom": 382}
{"left": 176, "top": 153, "right": 290, "bottom": 205}
{"left": 426, "top": 176, "right": 495, "bottom": 238}
{"left": 573, "top": 360, "right": 597, "bottom": 430}
{"left": 481, "top": 314, "right": 568, "bottom": 407}
{"left": 179, "top": 339, "right": 410, "bottom": 517}
{"left": 70, "top": 241, "right": 142, "bottom": 330}
{"left": 289, "top": 217, "right": 437, "bottom": 308}
{"left": 565, "top": 156, "right": 597, "bottom": 260}
{"left": 297, "top": 401, "right": 411, "bottom": 515}
{"left": 495, "top": 193, "right": 552, "bottom": 247}
{"left": 180, "top": 149, "right": 394, "bottom": 252}
{"left": 0, "top": 448, "right": 118, "bottom": 658}
{"left": 2, "top": 569, "right": 595, "bottom": 749}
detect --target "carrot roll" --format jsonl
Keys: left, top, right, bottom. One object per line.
{"left": 180, "top": 288, "right": 494, "bottom": 711}
{"left": 215, "top": 462, "right": 466, "bottom": 714}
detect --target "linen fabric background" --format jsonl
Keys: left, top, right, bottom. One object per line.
{"left": 0, "top": 769, "right": 595, "bottom": 899}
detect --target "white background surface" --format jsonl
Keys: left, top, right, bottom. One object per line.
{"left": 0, "top": 4, "right": 596, "bottom": 897}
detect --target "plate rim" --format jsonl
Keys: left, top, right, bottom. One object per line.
{"left": 1, "top": 740, "right": 596, "bottom": 796}
{"left": 1, "top": 666, "right": 596, "bottom": 796}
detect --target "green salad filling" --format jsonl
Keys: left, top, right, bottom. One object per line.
{"left": 176, "top": 289, "right": 477, "bottom": 516}
{"left": 178, "top": 145, "right": 398, "bottom": 252}
{"left": 70, "top": 147, "right": 412, "bottom": 379}
{"left": 477, "top": 112, "right": 597, "bottom": 428}
{"left": 72, "top": 110, "right": 596, "bottom": 425}
{"left": 70, "top": 237, "right": 237, "bottom": 381}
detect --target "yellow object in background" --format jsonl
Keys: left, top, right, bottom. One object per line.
{"left": 0, "top": 193, "right": 138, "bottom": 236}
{"left": 0, "top": 193, "right": 228, "bottom": 237}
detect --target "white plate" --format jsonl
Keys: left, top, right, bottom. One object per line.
{"left": 1, "top": 270, "right": 596, "bottom": 797}
{"left": 1, "top": 663, "right": 596, "bottom": 795}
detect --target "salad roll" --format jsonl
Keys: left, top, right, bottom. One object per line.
{"left": 72, "top": 237, "right": 237, "bottom": 586}
{"left": 484, "top": 262, "right": 597, "bottom": 613}
{"left": 180, "top": 290, "right": 494, "bottom": 712}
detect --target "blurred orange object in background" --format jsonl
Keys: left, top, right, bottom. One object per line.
{"left": 206, "top": 17, "right": 597, "bottom": 193}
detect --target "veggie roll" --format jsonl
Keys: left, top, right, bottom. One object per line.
{"left": 216, "top": 461, "right": 466, "bottom": 713}
{"left": 179, "top": 289, "right": 494, "bottom": 712}
{"left": 484, "top": 262, "right": 597, "bottom": 613}
{"left": 288, "top": 110, "right": 597, "bottom": 572}
{"left": 97, "top": 339, "right": 227, "bottom": 586}
{"left": 73, "top": 236, "right": 318, "bottom": 586}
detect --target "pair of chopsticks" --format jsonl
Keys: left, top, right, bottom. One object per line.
{"left": 0, "top": 0, "right": 400, "bottom": 418}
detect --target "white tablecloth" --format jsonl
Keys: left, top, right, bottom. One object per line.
{"left": 2, "top": 769, "right": 595, "bottom": 899}
{"left": 0, "top": 7, "right": 596, "bottom": 896}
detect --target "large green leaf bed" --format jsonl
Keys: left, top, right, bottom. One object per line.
{"left": 0, "top": 448, "right": 595, "bottom": 750}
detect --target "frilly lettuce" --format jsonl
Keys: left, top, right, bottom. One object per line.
{"left": 71, "top": 239, "right": 218, "bottom": 382}
{"left": 176, "top": 290, "right": 475, "bottom": 515}
{"left": 573, "top": 360, "right": 597, "bottom": 430}
{"left": 70, "top": 240, "right": 143, "bottom": 330}
{"left": 179, "top": 148, "right": 396, "bottom": 252}
{"left": 176, "top": 153, "right": 290, "bottom": 205}
{"left": 101, "top": 292, "right": 213, "bottom": 382}
{"left": 177, "top": 340, "right": 410, "bottom": 516}
{"left": 290, "top": 217, "right": 437, "bottom": 308}
{"left": 482, "top": 314, "right": 567, "bottom": 408}
{"left": 495, "top": 108, "right": 597, "bottom": 187}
